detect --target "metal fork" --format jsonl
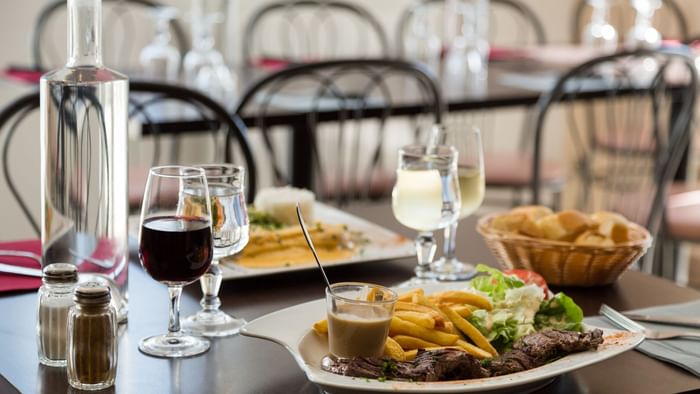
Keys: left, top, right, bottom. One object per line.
{"left": 600, "top": 304, "right": 700, "bottom": 340}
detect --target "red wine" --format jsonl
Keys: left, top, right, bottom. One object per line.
{"left": 139, "top": 216, "right": 213, "bottom": 284}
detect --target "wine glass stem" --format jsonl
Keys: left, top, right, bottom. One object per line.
{"left": 415, "top": 231, "right": 436, "bottom": 279}
{"left": 168, "top": 285, "right": 183, "bottom": 334}
{"left": 199, "top": 260, "right": 223, "bottom": 312}
{"left": 443, "top": 221, "right": 459, "bottom": 261}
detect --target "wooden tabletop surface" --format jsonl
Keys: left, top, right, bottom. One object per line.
{"left": 1, "top": 202, "right": 699, "bottom": 393}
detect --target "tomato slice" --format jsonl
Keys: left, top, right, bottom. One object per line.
{"left": 504, "top": 269, "right": 549, "bottom": 298}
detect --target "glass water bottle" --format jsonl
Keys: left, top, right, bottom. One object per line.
{"left": 40, "top": 0, "right": 129, "bottom": 322}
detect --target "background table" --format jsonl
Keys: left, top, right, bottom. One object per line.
{"left": 1, "top": 202, "right": 700, "bottom": 393}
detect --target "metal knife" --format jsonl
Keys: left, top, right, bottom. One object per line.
{"left": 624, "top": 313, "right": 700, "bottom": 329}
{"left": 0, "top": 262, "right": 43, "bottom": 278}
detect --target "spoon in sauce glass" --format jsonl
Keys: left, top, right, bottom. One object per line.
{"left": 296, "top": 204, "right": 333, "bottom": 294}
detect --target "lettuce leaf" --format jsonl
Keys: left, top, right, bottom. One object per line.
{"left": 534, "top": 292, "right": 584, "bottom": 332}
{"left": 469, "top": 264, "right": 524, "bottom": 302}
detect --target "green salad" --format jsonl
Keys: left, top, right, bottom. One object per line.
{"left": 467, "top": 265, "right": 584, "bottom": 352}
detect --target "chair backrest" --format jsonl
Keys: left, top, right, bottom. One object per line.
{"left": 0, "top": 81, "right": 256, "bottom": 236}
{"left": 572, "top": 0, "right": 689, "bottom": 44}
{"left": 32, "top": 0, "right": 189, "bottom": 71}
{"left": 242, "top": 0, "right": 390, "bottom": 66}
{"left": 232, "top": 59, "right": 442, "bottom": 204}
{"left": 530, "top": 50, "right": 697, "bottom": 237}
{"left": 396, "top": 0, "right": 547, "bottom": 58}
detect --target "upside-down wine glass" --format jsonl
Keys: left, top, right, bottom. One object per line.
{"left": 391, "top": 145, "right": 461, "bottom": 285}
{"left": 139, "top": 6, "right": 181, "bottom": 82}
{"left": 182, "top": 164, "right": 249, "bottom": 337}
{"left": 626, "top": 0, "right": 662, "bottom": 49}
{"left": 138, "top": 166, "right": 213, "bottom": 358}
{"left": 432, "top": 126, "right": 484, "bottom": 280}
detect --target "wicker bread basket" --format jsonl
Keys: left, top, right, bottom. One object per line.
{"left": 476, "top": 213, "right": 653, "bottom": 286}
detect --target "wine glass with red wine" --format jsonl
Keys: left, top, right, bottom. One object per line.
{"left": 138, "top": 166, "right": 214, "bottom": 358}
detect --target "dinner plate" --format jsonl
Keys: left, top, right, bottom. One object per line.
{"left": 241, "top": 283, "right": 644, "bottom": 394}
{"left": 218, "top": 202, "right": 415, "bottom": 279}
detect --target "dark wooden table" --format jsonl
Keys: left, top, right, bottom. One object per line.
{"left": 1, "top": 202, "right": 699, "bottom": 393}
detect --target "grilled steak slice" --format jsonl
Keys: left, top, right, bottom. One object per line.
{"left": 489, "top": 329, "right": 604, "bottom": 376}
{"left": 325, "top": 329, "right": 605, "bottom": 381}
{"left": 324, "top": 348, "right": 489, "bottom": 381}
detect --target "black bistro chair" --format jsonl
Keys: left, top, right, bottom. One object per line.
{"left": 0, "top": 81, "right": 257, "bottom": 236}
{"left": 32, "top": 0, "right": 189, "bottom": 71}
{"left": 528, "top": 50, "right": 696, "bottom": 271}
{"left": 232, "top": 59, "right": 442, "bottom": 205}
{"left": 242, "top": 0, "right": 390, "bottom": 67}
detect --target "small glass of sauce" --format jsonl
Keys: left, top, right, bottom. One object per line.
{"left": 325, "top": 282, "right": 398, "bottom": 359}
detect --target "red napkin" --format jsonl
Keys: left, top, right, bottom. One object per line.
{"left": 0, "top": 66, "right": 44, "bottom": 84}
{"left": 0, "top": 239, "right": 42, "bottom": 293}
{"left": 252, "top": 57, "right": 294, "bottom": 71}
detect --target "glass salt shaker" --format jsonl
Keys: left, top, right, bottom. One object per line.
{"left": 67, "top": 284, "right": 117, "bottom": 391}
{"left": 37, "top": 263, "right": 78, "bottom": 367}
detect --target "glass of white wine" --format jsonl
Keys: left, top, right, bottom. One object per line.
{"left": 432, "top": 126, "right": 484, "bottom": 280}
{"left": 392, "top": 145, "right": 461, "bottom": 285}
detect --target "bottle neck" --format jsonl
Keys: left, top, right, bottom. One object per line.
{"left": 67, "top": 0, "right": 103, "bottom": 67}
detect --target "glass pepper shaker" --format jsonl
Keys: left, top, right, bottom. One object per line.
{"left": 67, "top": 284, "right": 117, "bottom": 391}
{"left": 37, "top": 263, "right": 78, "bottom": 367}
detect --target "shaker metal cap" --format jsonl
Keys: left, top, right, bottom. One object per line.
{"left": 74, "top": 283, "right": 111, "bottom": 306}
{"left": 42, "top": 263, "right": 78, "bottom": 285}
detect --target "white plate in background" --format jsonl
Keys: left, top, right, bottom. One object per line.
{"left": 219, "top": 202, "right": 415, "bottom": 279}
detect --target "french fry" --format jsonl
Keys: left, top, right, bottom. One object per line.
{"left": 433, "top": 291, "right": 493, "bottom": 311}
{"left": 366, "top": 287, "right": 378, "bottom": 301}
{"left": 384, "top": 337, "right": 405, "bottom": 360}
{"left": 412, "top": 295, "right": 453, "bottom": 327}
{"left": 389, "top": 317, "right": 459, "bottom": 346}
{"left": 312, "top": 319, "right": 328, "bottom": 335}
{"left": 455, "top": 339, "right": 492, "bottom": 359}
{"left": 395, "top": 301, "right": 440, "bottom": 316}
{"left": 439, "top": 305, "right": 498, "bottom": 356}
{"left": 404, "top": 349, "right": 418, "bottom": 361}
{"left": 398, "top": 288, "right": 424, "bottom": 302}
{"left": 392, "top": 335, "right": 439, "bottom": 350}
{"left": 450, "top": 305, "right": 475, "bottom": 318}
{"left": 435, "top": 321, "right": 455, "bottom": 334}
{"left": 394, "top": 311, "right": 435, "bottom": 329}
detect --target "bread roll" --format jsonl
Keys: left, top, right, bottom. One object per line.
{"left": 511, "top": 205, "right": 552, "bottom": 238}
{"left": 490, "top": 213, "right": 526, "bottom": 233}
{"left": 537, "top": 210, "right": 591, "bottom": 241}
{"left": 590, "top": 211, "right": 631, "bottom": 244}
{"left": 511, "top": 205, "right": 553, "bottom": 221}
{"left": 574, "top": 230, "right": 615, "bottom": 247}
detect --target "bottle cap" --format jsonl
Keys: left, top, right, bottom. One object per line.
{"left": 42, "top": 263, "right": 78, "bottom": 285}
{"left": 74, "top": 283, "right": 111, "bottom": 306}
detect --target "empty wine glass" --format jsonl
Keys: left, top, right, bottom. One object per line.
{"left": 626, "top": 0, "right": 662, "bottom": 49}
{"left": 183, "top": 1, "right": 236, "bottom": 109}
{"left": 583, "top": 0, "right": 618, "bottom": 52}
{"left": 432, "top": 127, "right": 484, "bottom": 280}
{"left": 182, "top": 164, "right": 249, "bottom": 337}
{"left": 139, "top": 7, "right": 181, "bottom": 82}
{"left": 138, "top": 166, "right": 213, "bottom": 358}
{"left": 391, "top": 145, "right": 461, "bottom": 285}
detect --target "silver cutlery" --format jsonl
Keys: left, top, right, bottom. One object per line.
{"left": 600, "top": 304, "right": 700, "bottom": 340}
{"left": 0, "top": 251, "right": 43, "bottom": 277}
{"left": 623, "top": 313, "right": 700, "bottom": 329}
{"left": 0, "top": 262, "right": 43, "bottom": 278}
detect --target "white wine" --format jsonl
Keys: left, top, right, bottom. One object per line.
{"left": 457, "top": 167, "right": 484, "bottom": 218}
{"left": 392, "top": 169, "right": 459, "bottom": 231}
